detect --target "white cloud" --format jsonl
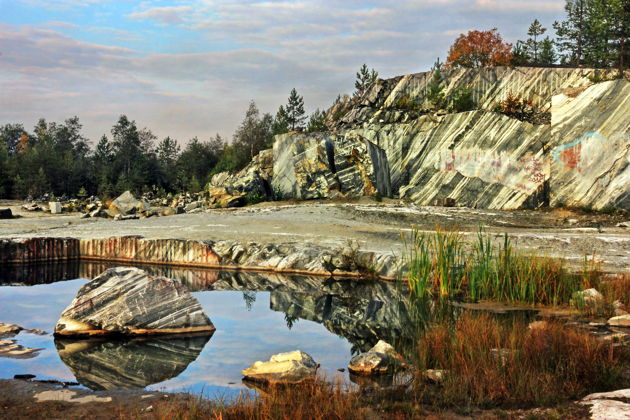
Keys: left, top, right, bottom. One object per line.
{"left": 128, "top": 6, "right": 195, "bottom": 24}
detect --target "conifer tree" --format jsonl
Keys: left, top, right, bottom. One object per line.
{"left": 285, "top": 88, "right": 306, "bottom": 131}
{"left": 354, "top": 64, "right": 378, "bottom": 97}
{"left": 526, "top": 19, "right": 547, "bottom": 63}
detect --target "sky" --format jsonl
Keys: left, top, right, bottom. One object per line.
{"left": 0, "top": 0, "right": 567, "bottom": 145}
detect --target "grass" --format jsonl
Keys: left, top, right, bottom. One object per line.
{"left": 415, "top": 312, "right": 629, "bottom": 408}
{"left": 402, "top": 228, "right": 600, "bottom": 306}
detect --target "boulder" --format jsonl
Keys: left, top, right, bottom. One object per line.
{"left": 607, "top": 314, "right": 630, "bottom": 328}
{"left": 0, "top": 208, "right": 12, "bottom": 219}
{"left": 49, "top": 201, "right": 63, "bottom": 214}
{"left": 111, "top": 191, "right": 146, "bottom": 215}
{"left": 54, "top": 267, "right": 215, "bottom": 337}
{"left": 581, "top": 389, "right": 630, "bottom": 420}
{"left": 242, "top": 350, "right": 318, "bottom": 384}
{"left": 184, "top": 201, "right": 203, "bottom": 212}
{"left": 571, "top": 288, "right": 604, "bottom": 309}
{"left": 348, "top": 340, "right": 404, "bottom": 375}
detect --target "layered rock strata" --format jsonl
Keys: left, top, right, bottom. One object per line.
{"left": 54, "top": 267, "right": 215, "bottom": 337}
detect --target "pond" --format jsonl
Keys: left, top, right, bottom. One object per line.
{"left": 0, "top": 261, "right": 420, "bottom": 397}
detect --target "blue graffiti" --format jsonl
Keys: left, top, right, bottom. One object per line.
{"left": 553, "top": 132, "right": 605, "bottom": 163}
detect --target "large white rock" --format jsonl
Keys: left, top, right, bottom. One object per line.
{"left": 54, "top": 267, "right": 215, "bottom": 337}
{"left": 242, "top": 350, "right": 318, "bottom": 384}
{"left": 581, "top": 389, "right": 630, "bottom": 420}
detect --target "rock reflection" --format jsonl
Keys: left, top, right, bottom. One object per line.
{"left": 55, "top": 333, "right": 213, "bottom": 390}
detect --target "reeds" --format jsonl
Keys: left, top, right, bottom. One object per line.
{"left": 403, "top": 228, "right": 598, "bottom": 305}
{"left": 416, "top": 313, "right": 628, "bottom": 407}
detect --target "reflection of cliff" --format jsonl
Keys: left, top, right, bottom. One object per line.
{"left": 270, "top": 291, "right": 415, "bottom": 353}
{"left": 55, "top": 334, "right": 212, "bottom": 390}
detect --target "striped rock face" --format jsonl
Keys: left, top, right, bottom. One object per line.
{"left": 54, "top": 267, "right": 215, "bottom": 337}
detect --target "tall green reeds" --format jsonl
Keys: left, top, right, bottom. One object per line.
{"left": 403, "top": 227, "right": 599, "bottom": 305}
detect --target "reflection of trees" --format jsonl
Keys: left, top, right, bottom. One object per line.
{"left": 284, "top": 313, "right": 299, "bottom": 330}
{"left": 242, "top": 291, "right": 257, "bottom": 311}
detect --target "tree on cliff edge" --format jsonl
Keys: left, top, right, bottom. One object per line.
{"left": 285, "top": 88, "right": 306, "bottom": 131}
{"left": 446, "top": 28, "right": 512, "bottom": 68}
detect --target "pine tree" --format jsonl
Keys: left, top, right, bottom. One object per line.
{"left": 526, "top": 19, "right": 547, "bottom": 64}
{"left": 511, "top": 41, "right": 530, "bottom": 66}
{"left": 354, "top": 64, "right": 378, "bottom": 97}
{"left": 272, "top": 105, "right": 290, "bottom": 135}
{"left": 426, "top": 58, "right": 446, "bottom": 109}
{"left": 285, "top": 88, "right": 306, "bottom": 131}
{"left": 306, "top": 109, "right": 327, "bottom": 133}
{"left": 553, "top": 0, "right": 590, "bottom": 65}
{"left": 539, "top": 37, "right": 557, "bottom": 65}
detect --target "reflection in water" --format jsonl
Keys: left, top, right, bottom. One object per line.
{"left": 55, "top": 333, "right": 213, "bottom": 390}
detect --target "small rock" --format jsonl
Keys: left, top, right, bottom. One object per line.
{"left": 348, "top": 340, "right": 404, "bottom": 375}
{"left": 242, "top": 350, "right": 318, "bottom": 384}
{"left": 0, "top": 322, "right": 23, "bottom": 338}
{"left": 615, "top": 222, "right": 629, "bottom": 228}
{"left": 423, "top": 369, "right": 447, "bottom": 383}
{"left": 607, "top": 314, "right": 630, "bottom": 328}
{"left": 527, "top": 320, "right": 548, "bottom": 330}
{"left": 49, "top": 201, "right": 63, "bottom": 214}
{"left": 0, "top": 208, "right": 13, "bottom": 219}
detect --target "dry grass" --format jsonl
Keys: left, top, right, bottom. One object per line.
{"left": 415, "top": 313, "right": 629, "bottom": 408}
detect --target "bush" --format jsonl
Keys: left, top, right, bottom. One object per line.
{"left": 496, "top": 91, "right": 551, "bottom": 125}
{"left": 449, "top": 85, "right": 475, "bottom": 112}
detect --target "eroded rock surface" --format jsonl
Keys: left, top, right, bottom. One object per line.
{"left": 54, "top": 267, "right": 215, "bottom": 336}
{"left": 242, "top": 350, "right": 318, "bottom": 384}
{"left": 581, "top": 389, "right": 630, "bottom": 420}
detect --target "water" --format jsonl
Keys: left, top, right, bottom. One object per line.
{"left": 0, "top": 262, "right": 414, "bottom": 396}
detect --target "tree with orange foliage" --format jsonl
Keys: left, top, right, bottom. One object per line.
{"left": 446, "top": 28, "right": 513, "bottom": 68}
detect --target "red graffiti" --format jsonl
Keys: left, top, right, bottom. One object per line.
{"left": 558, "top": 142, "right": 581, "bottom": 171}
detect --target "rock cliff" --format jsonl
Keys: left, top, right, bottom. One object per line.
{"left": 272, "top": 67, "right": 629, "bottom": 210}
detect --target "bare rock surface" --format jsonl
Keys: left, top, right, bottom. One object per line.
{"left": 581, "top": 389, "right": 630, "bottom": 420}
{"left": 242, "top": 350, "right": 318, "bottom": 384}
{"left": 54, "top": 267, "right": 215, "bottom": 337}
{"left": 607, "top": 315, "right": 630, "bottom": 328}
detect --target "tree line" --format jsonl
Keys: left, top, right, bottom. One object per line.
{"left": 446, "top": 0, "right": 628, "bottom": 70}
{"left": 0, "top": 88, "right": 330, "bottom": 200}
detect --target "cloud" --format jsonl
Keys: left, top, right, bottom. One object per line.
{"left": 127, "top": 6, "right": 194, "bottom": 24}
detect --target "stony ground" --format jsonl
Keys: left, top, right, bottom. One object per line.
{"left": 1, "top": 198, "right": 629, "bottom": 273}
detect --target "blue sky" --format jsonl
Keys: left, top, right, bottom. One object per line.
{"left": 0, "top": 0, "right": 566, "bottom": 144}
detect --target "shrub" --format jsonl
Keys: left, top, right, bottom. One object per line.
{"left": 449, "top": 85, "right": 475, "bottom": 112}
{"left": 394, "top": 95, "right": 422, "bottom": 111}
{"left": 496, "top": 91, "right": 550, "bottom": 125}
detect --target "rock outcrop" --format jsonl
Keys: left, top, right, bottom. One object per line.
{"left": 549, "top": 79, "right": 630, "bottom": 210}
{"left": 272, "top": 132, "right": 391, "bottom": 199}
{"left": 54, "top": 267, "right": 215, "bottom": 337}
{"left": 272, "top": 67, "right": 629, "bottom": 210}
{"left": 242, "top": 350, "right": 318, "bottom": 384}
{"left": 210, "top": 148, "right": 274, "bottom": 201}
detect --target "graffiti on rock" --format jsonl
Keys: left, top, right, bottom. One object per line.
{"left": 435, "top": 149, "right": 548, "bottom": 194}
{"left": 553, "top": 132, "right": 606, "bottom": 172}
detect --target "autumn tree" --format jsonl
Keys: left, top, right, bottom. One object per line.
{"left": 446, "top": 28, "right": 512, "bottom": 68}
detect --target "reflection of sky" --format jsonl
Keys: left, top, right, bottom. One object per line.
{"left": 0, "top": 279, "right": 353, "bottom": 396}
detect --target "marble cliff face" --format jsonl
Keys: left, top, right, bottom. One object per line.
{"left": 270, "top": 67, "right": 629, "bottom": 210}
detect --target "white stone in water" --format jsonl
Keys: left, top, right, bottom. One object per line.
{"left": 54, "top": 267, "right": 215, "bottom": 337}
{"left": 242, "top": 350, "right": 318, "bottom": 384}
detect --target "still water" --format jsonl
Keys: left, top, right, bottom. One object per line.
{"left": 0, "top": 262, "right": 415, "bottom": 396}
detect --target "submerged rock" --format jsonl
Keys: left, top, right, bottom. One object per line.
{"left": 348, "top": 340, "right": 404, "bottom": 375}
{"left": 54, "top": 267, "right": 215, "bottom": 337}
{"left": 242, "top": 350, "right": 318, "bottom": 384}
